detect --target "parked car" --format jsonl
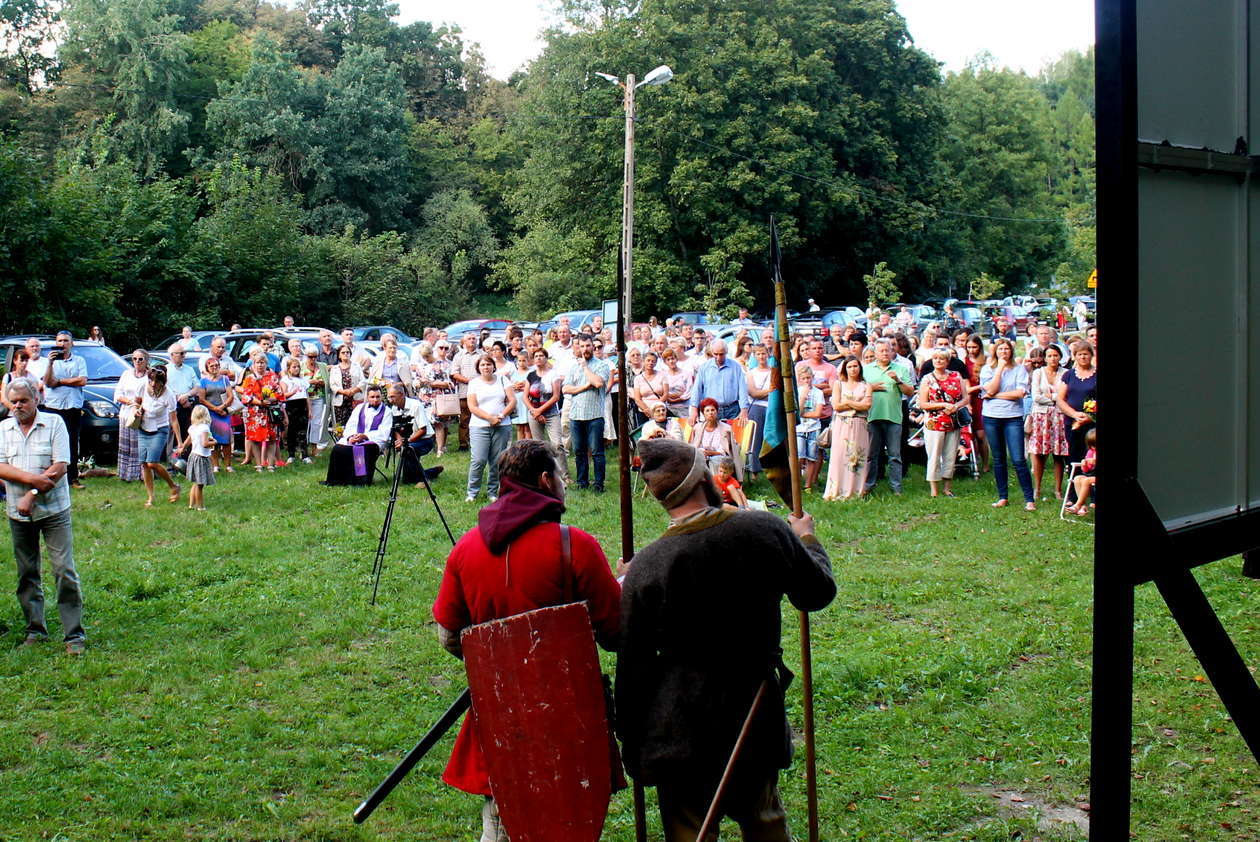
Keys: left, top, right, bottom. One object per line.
{"left": 442, "top": 319, "right": 515, "bottom": 343}
{"left": 153, "top": 330, "right": 219, "bottom": 353}
{"left": 549, "top": 310, "right": 602, "bottom": 332}
{"left": 956, "top": 307, "right": 985, "bottom": 330}
{"left": 0, "top": 337, "right": 128, "bottom": 462}
{"left": 219, "top": 328, "right": 326, "bottom": 364}
{"left": 351, "top": 325, "right": 416, "bottom": 344}
{"left": 667, "top": 311, "right": 717, "bottom": 326}
{"left": 984, "top": 305, "right": 1034, "bottom": 336}
{"left": 708, "top": 324, "right": 768, "bottom": 345}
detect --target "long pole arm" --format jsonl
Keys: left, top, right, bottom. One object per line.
{"left": 772, "top": 237, "right": 819, "bottom": 842}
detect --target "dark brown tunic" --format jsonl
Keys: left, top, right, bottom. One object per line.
{"left": 615, "top": 508, "right": 834, "bottom": 787}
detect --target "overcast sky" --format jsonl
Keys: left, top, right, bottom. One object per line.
{"left": 393, "top": 0, "right": 1095, "bottom": 80}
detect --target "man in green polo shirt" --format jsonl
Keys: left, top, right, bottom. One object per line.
{"left": 862, "top": 338, "right": 914, "bottom": 495}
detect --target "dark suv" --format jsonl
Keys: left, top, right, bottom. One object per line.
{"left": 0, "top": 337, "right": 129, "bottom": 462}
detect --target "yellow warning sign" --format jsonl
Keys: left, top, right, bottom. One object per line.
{"left": 1087, "top": 269, "right": 1097, "bottom": 289}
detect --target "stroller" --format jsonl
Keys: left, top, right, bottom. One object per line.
{"left": 906, "top": 395, "right": 980, "bottom": 477}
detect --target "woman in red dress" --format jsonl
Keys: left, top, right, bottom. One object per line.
{"left": 237, "top": 351, "right": 283, "bottom": 471}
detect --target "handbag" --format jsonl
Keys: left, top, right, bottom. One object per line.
{"left": 434, "top": 393, "right": 461, "bottom": 417}
{"left": 121, "top": 404, "right": 143, "bottom": 430}
{"left": 817, "top": 424, "right": 832, "bottom": 449}
{"left": 956, "top": 406, "right": 972, "bottom": 428}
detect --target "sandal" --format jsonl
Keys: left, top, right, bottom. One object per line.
{"left": 991, "top": 499, "right": 1008, "bottom": 508}
{"left": 1024, "top": 502, "right": 1036, "bottom": 511}
{"left": 168, "top": 486, "right": 181, "bottom": 503}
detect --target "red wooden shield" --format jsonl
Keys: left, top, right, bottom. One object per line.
{"left": 461, "top": 602, "right": 615, "bottom": 842}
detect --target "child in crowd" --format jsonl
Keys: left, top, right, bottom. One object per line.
{"left": 711, "top": 455, "right": 748, "bottom": 509}
{"left": 796, "top": 367, "right": 825, "bottom": 492}
{"left": 280, "top": 357, "right": 311, "bottom": 464}
{"left": 186, "top": 405, "right": 216, "bottom": 511}
{"left": 1070, "top": 428, "right": 1097, "bottom": 515}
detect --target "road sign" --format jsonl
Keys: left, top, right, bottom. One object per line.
{"left": 1087, "top": 269, "right": 1098, "bottom": 289}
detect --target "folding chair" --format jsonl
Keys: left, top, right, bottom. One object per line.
{"left": 1059, "top": 461, "right": 1094, "bottom": 524}
{"left": 727, "top": 417, "right": 757, "bottom": 481}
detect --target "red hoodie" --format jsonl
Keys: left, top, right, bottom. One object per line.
{"left": 432, "top": 477, "right": 622, "bottom": 794}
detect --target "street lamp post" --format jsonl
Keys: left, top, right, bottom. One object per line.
{"left": 596, "top": 63, "right": 671, "bottom": 842}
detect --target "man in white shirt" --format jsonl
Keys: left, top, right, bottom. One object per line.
{"left": 732, "top": 307, "right": 756, "bottom": 326}
{"left": 199, "top": 337, "right": 242, "bottom": 380}
{"left": 323, "top": 385, "right": 391, "bottom": 485}
{"left": 25, "top": 337, "right": 47, "bottom": 383}
{"left": 42, "top": 332, "right": 89, "bottom": 489}
{"left": 386, "top": 383, "right": 444, "bottom": 486}
{"left": 0, "top": 381, "right": 85, "bottom": 653}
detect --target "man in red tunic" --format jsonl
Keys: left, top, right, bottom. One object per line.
{"left": 432, "top": 439, "right": 622, "bottom": 842}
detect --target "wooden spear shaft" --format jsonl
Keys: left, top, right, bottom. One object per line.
{"left": 773, "top": 272, "right": 819, "bottom": 842}
{"left": 617, "top": 74, "right": 649, "bottom": 842}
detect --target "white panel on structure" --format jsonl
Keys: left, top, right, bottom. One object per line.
{"left": 1136, "top": 169, "right": 1247, "bottom": 530}
{"left": 1136, "top": 0, "right": 1243, "bottom": 151}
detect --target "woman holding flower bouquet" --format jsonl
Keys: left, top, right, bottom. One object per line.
{"left": 238, "top": 351, "right": 283, "bottom": 471}
{"left": 301, "top": 346, "right": 331, "bottom": 455}
{"left": 1055, "top": 341, "right": 1097, "bottom": 465}
{"left": 823, "top": 355, "right": 872, "bottom": 500}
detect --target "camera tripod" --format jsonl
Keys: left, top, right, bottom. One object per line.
{"left": 370, "top": 439, "right": 455, "bottom": 605}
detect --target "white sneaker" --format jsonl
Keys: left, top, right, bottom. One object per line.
{"left": 302, "top": 457, "right": 312, "bottom": 464}
{"left": 465, "top": 495, "right": 476, "bottom": 503}
{"left": 487, "top": 495, "right": 497, "bottom": 503}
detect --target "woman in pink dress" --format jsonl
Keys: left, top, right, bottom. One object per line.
{"left": 823, "top": 356, "right": 872, "bottom": 500}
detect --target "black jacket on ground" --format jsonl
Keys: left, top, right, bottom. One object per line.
{"left": 615, "top": 508, "right": 834, "bottom": 787}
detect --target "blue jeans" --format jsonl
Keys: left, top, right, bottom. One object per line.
{"left": 467, "top": 424, "right": 511, "bottom": 498}
{"left": 10, "top": 508, "right": 84, "bottom": 642}
{"left": 984, "top": 415, "right": 1035, "bottom": 503}
{"left": 864, "top": 420, "right": 902, "bottom": 493}
{"left": 570, "top": 417, "right": 606, "bottom": 488}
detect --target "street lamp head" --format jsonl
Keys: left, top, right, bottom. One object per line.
{"left": 636, "top": 65, "right": 674, "bottom": 88}
{"left": 594, "top": 71, "right": 621, "bottom": 85}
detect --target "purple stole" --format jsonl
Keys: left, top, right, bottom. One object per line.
{"left": 352, "top": 405, "right": 386, "bottom": 477}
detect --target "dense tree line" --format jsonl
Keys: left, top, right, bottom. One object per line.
{"left": 0, "top": 0, "right": 1094, "bottom": 347}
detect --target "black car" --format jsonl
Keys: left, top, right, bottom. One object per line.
{"left": 0, "top": 337, "right": 129, "bottom": 463}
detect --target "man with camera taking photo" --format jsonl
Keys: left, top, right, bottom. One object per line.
{"left": 41, "top": 331, "right": 88, "bottom": 490}
{"left": 385, "top": 383, "right": 444, "bottom": 487}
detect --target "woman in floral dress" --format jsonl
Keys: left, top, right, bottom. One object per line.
{"left": 824, "top": 356, "right": 873, "bottom": 500}
{"left": 237, "top": 351, "right": 283, "bottom": 471}
{"left": 917, "top": 347, "right": 969, "bottom": 498}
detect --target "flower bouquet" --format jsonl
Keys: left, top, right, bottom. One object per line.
{"left": 1073, "top": 398, "right": 1096, "bottom": 430}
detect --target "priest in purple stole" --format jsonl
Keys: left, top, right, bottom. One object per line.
{"left": 323, "top": 385, "right": 391, "bottom": 485}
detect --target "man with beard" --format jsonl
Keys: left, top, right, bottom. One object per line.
{"left": 617, "top": 438, "right": 834, "bottom": 841}
{"left": 322, "top": 385, "right": 390, "bottom": 485}
{"left": 432, "top": 439, "right": 621, "bottom": 842}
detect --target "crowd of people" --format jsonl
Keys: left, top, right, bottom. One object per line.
{"left": 5, "top": 313, "right": 1097, "bottom": 517}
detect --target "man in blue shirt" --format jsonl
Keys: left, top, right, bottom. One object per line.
{"left": 689, "top": 340, "right": 749, "bottom": 423}
{"left": 166, "top": 343, "right": 202, "bottom": 453}
{"left": 41, "top": 331, "right": 88, "bottom": 489}
{"left": 562, "top": 335, "right": 610, "bottom": 492}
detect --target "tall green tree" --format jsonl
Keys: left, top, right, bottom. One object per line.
{"left": 307, "top": 43, "right": 411, "bottom": 233}
{"left": 60, "top": 0, "right": 192, "bottom": 176}
{"left": 202, "top": 34, "right": 326, "bottom": 193}
{"left": 500, "top": 0, "right": 945, "bottom": 316}
{"left": 935, "top": 59, "right": 1066, "bottom": 291}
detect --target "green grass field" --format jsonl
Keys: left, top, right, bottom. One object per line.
{"left": 0, "top": 449, "right": 1254, "bottom": 841}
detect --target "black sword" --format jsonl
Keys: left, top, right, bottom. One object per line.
{"left": 353, "top": 688, "right": 472, "bottom": 823}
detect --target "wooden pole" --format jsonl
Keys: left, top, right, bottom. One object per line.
{"left": 772, "top": 232, "right": 819, "bottom": 842}
{"left": 695, "top": 680, "right": 771, "bottom": 841}
{"left": 617, "top": 73, "right": 649, "bottom": 842}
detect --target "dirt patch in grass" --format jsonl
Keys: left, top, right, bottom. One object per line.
{"left": 959, "top": 784, "right": 1090, "bottom": 835}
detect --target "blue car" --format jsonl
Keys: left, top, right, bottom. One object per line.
{"left": 0, "top": 337, "right": 129, "bottom": 463}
